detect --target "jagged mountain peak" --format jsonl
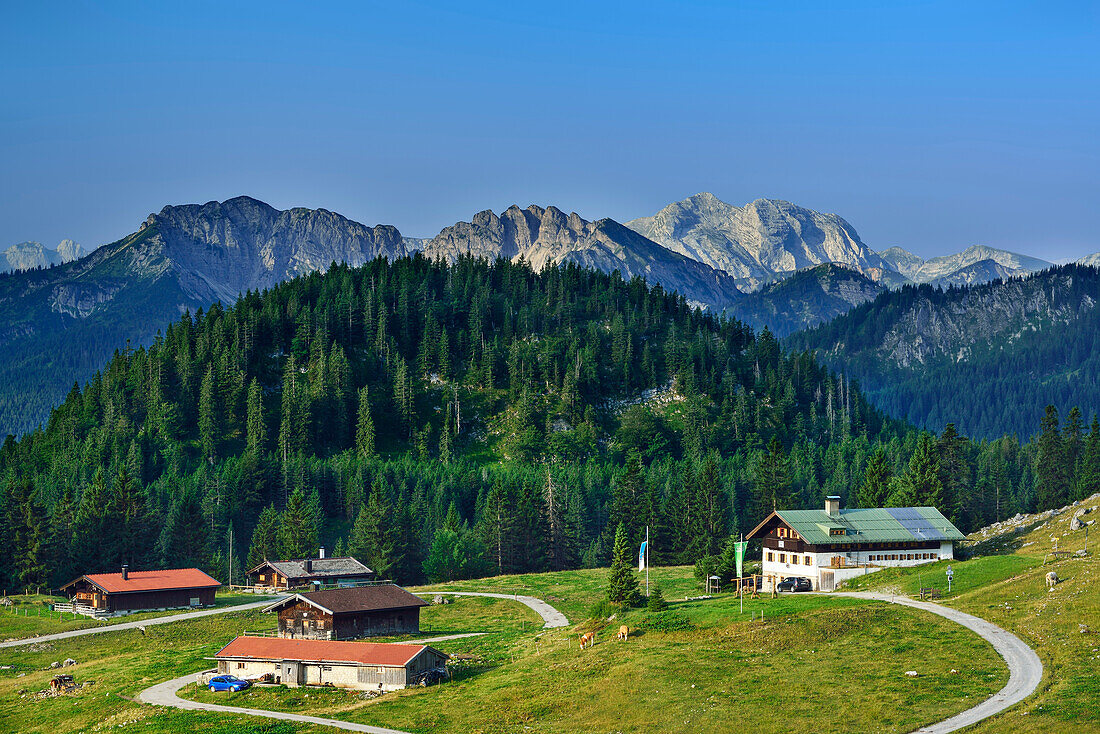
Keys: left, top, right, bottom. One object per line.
{"left": 626, "top": 193, "right": 884, "bottom": 290}
{"left": 421, "top": 204, "right": 740, "bottom": 309}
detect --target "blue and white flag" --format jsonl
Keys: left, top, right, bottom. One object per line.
{"left": 638, "top": 540, "right": 648, "bottom": 571}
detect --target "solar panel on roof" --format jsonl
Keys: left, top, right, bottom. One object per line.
{"left": 886, "top": 508, "right": 946, "bottom": 541}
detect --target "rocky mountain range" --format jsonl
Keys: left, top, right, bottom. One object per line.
{"left": 0, "top": 191, "right": 1085, "bottom": 438}
{"left": 421, "top": 204, "right": 741, "bottom": 308}
{"left": 625, "top": 193, "right": 892, "bottom": 290}
{"left": 1, "top": 239, "right": 83, "bottom": 273}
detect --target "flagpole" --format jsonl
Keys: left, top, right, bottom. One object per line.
{"left": 739, "top": 533, "right": 744, "bottom": 614}
{"left": 646, "top": 525, "right": 650, "bottom": 597}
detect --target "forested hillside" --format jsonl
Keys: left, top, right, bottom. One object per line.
{"left": 725, "top": 264, "right": 884, "bottom": 337}
{"left": 789, "top": 264, "right": 1100, "bottom": 438}
{"left": 0, "top": 257, "right": 1091, "bottom": 593}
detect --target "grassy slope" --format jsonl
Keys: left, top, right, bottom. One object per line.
{"left": 169, "top": 568, "right": 1005, "bottom": 734}
{"left": 844, "top": 496, "right": 1100, "bottom": 733}
{"left": 0, "top": 591, "right": 273, "bottom": 641}
{"left": 0, "top": 564, "right": 1026, "bottom": 734}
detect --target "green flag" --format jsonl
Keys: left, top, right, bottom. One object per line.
{"left": 734, "top": 540, "right": 748, "bottom": 578}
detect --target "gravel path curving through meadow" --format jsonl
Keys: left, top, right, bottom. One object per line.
{"left": 834, "top": 591, "right": 1043, "bottom": 733}
{"left": 0, "top": 597, "right": 284, "bottom": 649}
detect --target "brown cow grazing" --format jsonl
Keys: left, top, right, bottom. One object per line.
{"left": 618, "top": 625, "right": 629, "bottom": 640}
{"left": 580, "top": 631, "right": 596, "bottom": 649}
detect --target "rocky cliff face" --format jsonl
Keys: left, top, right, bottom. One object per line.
{"left": 422, "top": 204, "right": 742, "bottom": 308}
{"left": 149, "top": 197, "right": 407, "bottom": 303}
{"left": 1, "top": 240, "right": 84, "bottom": 273}
{"left": 625, "top": 193, "right": 887, "bottom": 290}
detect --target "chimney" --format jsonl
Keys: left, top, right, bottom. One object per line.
{"left": 319, "top": 546, "right": 326, "bottom": 559}
{"left": 121, "top": 565, "right": 129, "bottom": 580}
{"left": 304, "top": 559, "right": 313, "bottom": 574}
{"left": 825, "top": 496, "right": 841, "bottom": 516}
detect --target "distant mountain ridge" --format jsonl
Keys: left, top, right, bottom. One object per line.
{"left": 421, "top": 203, "right": 742, "bottom": 308}
{"left": 879, "top": 244, "right": 1051, "bottom": 284}
{"left": 726, "top": 263, "right": 885, "bottom": 337}
{"left": 788, "top": 263, "right": 1100, "bottom": 438}
{"left": 0, "top": 196, "right": 410, "bottom": 437}
{"left": 2, "top": 239, "right": 83, "bottom": 273}
{"left": 626, "top": 193, "right": 889, "bottom": 290}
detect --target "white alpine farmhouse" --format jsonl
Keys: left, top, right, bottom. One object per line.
{"left": 746, "top": 496, "right": 965, "bottom": 591}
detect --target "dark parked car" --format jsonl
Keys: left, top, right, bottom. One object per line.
{"left": 208, "top": 675, "right": 251, "bottom": 692}
{"left": 776, "top": 577, "right": 813, "bottom": 592}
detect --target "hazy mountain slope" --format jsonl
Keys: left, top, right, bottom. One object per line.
{"left": 927, "top": 259, "right": 1022, "bottom": 288}
{"left": 880, "top": 244, "right": 1050, "bottom": 285}
{"left": 421, "top": 204, "right": 742, "bottom": 308}
{"left": 726, "top": 263, "right": 884, "bottom": 337}
{"left": 0, "top": 196, "right": 407, "bottom": 437}
{"left": 788, "top": 264, "right": 1100, "bottom": 438}
{"left": 878, "top": 246, "right": 924, "bottom": 280}
{"left": 625, "top": 193, "right": 889, "bottom": 290}
{"left": 1077, "top": 253, "right": 1100, "bottom": 267}
{"left": 1, "top": 240, "right": 83, "bottom": 273}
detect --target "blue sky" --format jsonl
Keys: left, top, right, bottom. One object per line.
{"left": 2, "top": 1, "right": 1098, "bottom": 259}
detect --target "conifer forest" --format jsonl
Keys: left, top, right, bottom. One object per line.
{"left": 1, "top": 256, "right": 1096, "bottom": 591}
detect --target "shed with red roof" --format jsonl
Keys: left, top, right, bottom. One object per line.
{"left": 59, "top": 566, "right": 220, "bottom": 613}
{"left": 213, "top": 636, "right": 448, "bottom": 691}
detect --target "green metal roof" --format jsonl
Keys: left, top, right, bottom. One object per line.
{"left": 774, "top": 507, "right": 965, "bottom": 546}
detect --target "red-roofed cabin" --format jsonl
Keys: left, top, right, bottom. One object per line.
{"left": 59, "top": 566, "right": 220, "bottom": 614}
{"left": 213, "top": 636, "right": 448, "bottom": 691}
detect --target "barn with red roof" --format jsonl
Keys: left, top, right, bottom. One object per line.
{"left": 213, "top": 636, "right": 448, "bottom": 690}
{"left": 59, "top": 565, "right": 221, "bottom": 614}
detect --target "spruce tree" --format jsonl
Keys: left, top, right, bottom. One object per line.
{"left": 479, "top": 477, "right": 515, "bottom": 574}
{"left": 1076, "top": 417, "right": 1100, "bottom": 501}
{"left": 157, "top": 486, "right": 210, "bottom": 569}
{"left": 887, "top": 432, "right": 943, "bottom": 508}
{"left": 646, "top": 584, "right": 668, "bottom": 612}
{"left": 277, "top": 487, "right": 320, "bottom": 559}
{"left": 607, "top": 522, "right": 641, "bottom": 606}
{"left": 858, "top": 447, "right": 893, "bottom": 508}
{"left": 348, "top": 482, "right": 402, "bottom": 580}
{"left": 751, "top": 437, "right": 794, "bottom": 524}
{"left": 247, "top": 504, "right": 281, "bottom": 569}
{"left": 355, "top": 386, "right": 376, "bottom": 458}
{"left": 199, "top": 365, "right": 218, "bottom": 460}
{"left": 246, "top": 378, "right": 267, "bottom": 454}
{"left": 6, "top": 477, "right": 50, "bottom": 588}
{"left": 108, "top": 467, "right": 151, "bottom": 567}
{"left": 1035, "top": 405, "right": 1069, "bottom": 510}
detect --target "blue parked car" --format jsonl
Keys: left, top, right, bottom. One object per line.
{"left": 207, "top": 675, "right": 251, "bottom": 692}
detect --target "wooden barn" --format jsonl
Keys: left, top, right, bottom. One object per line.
{"left": 213, "top": 636, "right": 448, "bottom": 691}
{"left": 247, "top": 551, "right": 374, "bottom": 590}
{"left": 58, "top": 566, "right": 220, "bottom": 614}
{"left": 263, "top": 584, "right": 428, "bottom": 640}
